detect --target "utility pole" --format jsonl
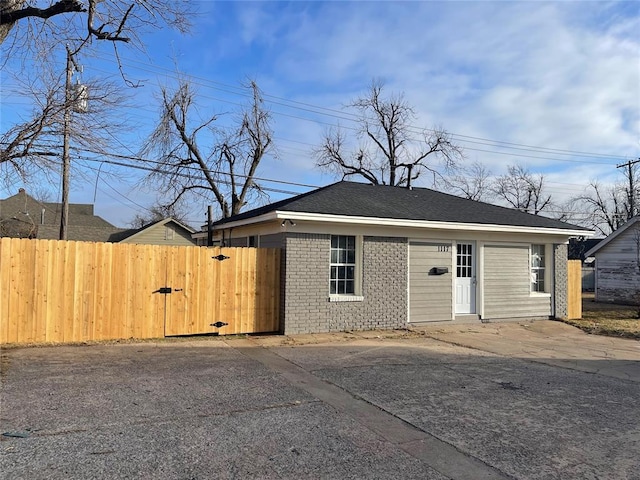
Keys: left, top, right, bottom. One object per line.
{"left": 60, "top": 46, "right": 76, "bottom": 240}
{"left": 617, "top": 158, "right": 640, "bottom": 220}
{"left": 207, "top": 205, "right": 213, "bottom": 246}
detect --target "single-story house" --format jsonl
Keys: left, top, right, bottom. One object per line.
{"left": 211, "top": 181, "right": 592, "bottom": 334}
{"left": 585, "top": 216, "right": 640, "bottom": 305}
{"left": 109, "top": 217, "right": 196, "bottom": 246}
{"left": 0, "top": 188, "right": 120, "bottom": 241}
{"left": 1, "top": 189, "right": 196, "bottom": 246}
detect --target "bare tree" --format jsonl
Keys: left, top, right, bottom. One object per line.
{"left": 315, "top": 80, "right": 463, "bottom": 187}
{"left": 573, "top": 180, "right": 631, "bottom": 235}
{"left": 128, "top": 200, "right": 190, "bottom": 229}
{"left": 1, "top": 1, "right": 192, "bottom": 195}
{"left": 141, "top": 79, "right": 274, "bottom": 219}
{"left": 443, "top": 161, "right": 492, "bottom": 201}
{"left": 0, "top": 1, "right": 191, "bottom": 49}
{"left": 1, "top": 63, "right": 128, "bottom": 189}
{"left": 491, "top": 164, "right": 552, "bottom": 215}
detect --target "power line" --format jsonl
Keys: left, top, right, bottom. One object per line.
{"left": 73, "top": 154, "right": 310, "bottom": 197}
{"left": 82, "top": 51, "right": 634, "bottom": 162}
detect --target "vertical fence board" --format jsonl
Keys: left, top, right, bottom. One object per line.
{"left": 567, "top": 259, "right": 582, "bottom": 320}
{"left": 8, "top": 239, "right": 21, "bottom": 343}
{"left": 0, "top": 239, "right": 9, "bottom": 343}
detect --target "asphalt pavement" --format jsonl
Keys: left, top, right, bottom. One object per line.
{"left": 1, "top": 320, "right": 639, "bottom": 479}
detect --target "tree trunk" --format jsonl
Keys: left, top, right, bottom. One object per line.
{"left": 0, "top": 0, "right": 26, "bottom": 45}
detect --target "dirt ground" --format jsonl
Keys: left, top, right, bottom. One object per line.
{"left": 582, "top": 292, "right": 638, "bottom": 311}
{"left": 562, "top": 293, "right": 640, "bottom": 338}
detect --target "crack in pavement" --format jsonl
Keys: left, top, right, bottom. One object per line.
{"left": 229, "top": 338, "right": 513, "bottom": 480}
{"left": 2, "top": 399, "right": 322, "bottom": 439}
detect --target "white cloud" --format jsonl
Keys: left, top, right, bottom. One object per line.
{"left": 4, "top": 1, "right": 637, "bottom": 226}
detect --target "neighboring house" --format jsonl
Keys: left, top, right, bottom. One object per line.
{"left": 568, "top": 237, "right": 603, "bottom": 262}
{"left": 211, "top": 181, "right": 592, "bottom": 334}
{"left": 568, "top": 237, "right": 603, "bottom": 292}
{"left": 1, "top": 190, "right": 196, "bottom": 247}
{"left": 110, "top": 217, "right": 196, "bottom": 246}
{"left": 585, "top": 216, "right": 640, "bottom": 305}
{"left": 0, "top": 189, "right": 121, "bottom": 242}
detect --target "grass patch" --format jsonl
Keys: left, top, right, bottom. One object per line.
{"left": 564, "top": 299, "right": 640, "bottom": 339}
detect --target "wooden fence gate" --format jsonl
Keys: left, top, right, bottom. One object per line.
{"left": 0, "top": 238, "right": 280, "bottom": 344}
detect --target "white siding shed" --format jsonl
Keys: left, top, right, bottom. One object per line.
{"left": 585, "top": 217, "right": 640, "bottom": 305}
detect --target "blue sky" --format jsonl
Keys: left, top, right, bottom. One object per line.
{"left": 1, "top": 1, "right": 638, "bottom": 228}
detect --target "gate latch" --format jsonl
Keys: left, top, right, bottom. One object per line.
{"left": 156, "top": 287, "right": 182, "bottom": 294}
{"left": 210, "top": 321, "right": 228, "bottom": 328}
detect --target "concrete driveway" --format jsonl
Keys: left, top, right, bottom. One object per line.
{"left": 1, "top": 320, "right": 639, "bottom": 479}
{"left": 413, "top": 320, "right": 640, "bottom": 382}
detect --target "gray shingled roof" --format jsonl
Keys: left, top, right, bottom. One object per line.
{"left": 1, "top": 190, "right": 122, "bottom": 241}
{"left": 214, "top": 181, "right": 590, "bottom": 231}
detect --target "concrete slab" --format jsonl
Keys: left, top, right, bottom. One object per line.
{"left": 411, "top": 320, "right": 640, "bottom": 382}
{"left": 0, "top": 343, "right": 445, "bottom": 479}
{"left": 271, "top": 339, "right": 640, "bottom": 480}
{"left": 2, "top": 327, "right": 639, "bottom": 480}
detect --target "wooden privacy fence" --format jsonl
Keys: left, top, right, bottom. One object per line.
{"left": 567, "top": 259, "right": 582, "bottom": 320}
{"left": 0, "top": 238, "right": 280, "bottom": 344}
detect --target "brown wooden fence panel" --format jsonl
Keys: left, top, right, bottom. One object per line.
{"left": 0, "top": 239, "right": 280, "bottom": 344}
{"left": 567, "top": 259, "right": 582, "bottom": 320}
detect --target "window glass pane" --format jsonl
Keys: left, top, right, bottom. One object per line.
{"left": 331, "top": 250, "right": 338, "bottom": 264}
{"left": 330, "top": 281, "right": 337, "bottom": 294}
{"left": 331, "top": 266, "right": 337, "bottom": 280}
{"left": 346, "top": 266, "right": 355, "bottom": 279}
{"left": 347, "top": 236, "right": 355, "bottom": 249}
{"left": 331, "top": 236, "right": 339, "bottom": 248}
{"left": 345, "top": 280, "right": 354, "bottom": 294}
{"left": 347, "top": 250, "right": 355, "bottom": 264}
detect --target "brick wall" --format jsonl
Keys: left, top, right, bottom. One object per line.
{"left": 282, "top": 233, "right": 408, "bottom": 334}
{"left": 553, "top": 243, "right": 568, "bottom": 319}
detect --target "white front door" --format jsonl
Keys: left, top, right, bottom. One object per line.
{"left": 455, "top": 242, "right": 476, "bottom": 314}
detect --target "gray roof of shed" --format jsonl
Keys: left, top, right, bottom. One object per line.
{"left": 214, "top": 181, "right": 590, "bottom": 231}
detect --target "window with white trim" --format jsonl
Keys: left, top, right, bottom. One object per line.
{"left": 330, "top": 235, "right": 357, "bottom": 295}
{"left": 531, "top": 244, "right": 546, "bottom": 292}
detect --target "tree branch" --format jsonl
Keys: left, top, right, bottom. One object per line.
{"left": 0, "top": 0, "right": 85, "bottom": 25}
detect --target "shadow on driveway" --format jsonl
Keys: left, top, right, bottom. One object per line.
{"left": 1, "top": 325, "right": 638, "bottom": 480}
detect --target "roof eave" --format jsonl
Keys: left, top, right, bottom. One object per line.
{"left": 216, "top": 210, "right": 593, "bottom": 237}
{"left": 585, "top": 216, "right": 640, "bottom": 257}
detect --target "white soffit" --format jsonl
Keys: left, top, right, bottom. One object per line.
{"left": 217, "top": 210, "right": 593, "bottom": 237}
